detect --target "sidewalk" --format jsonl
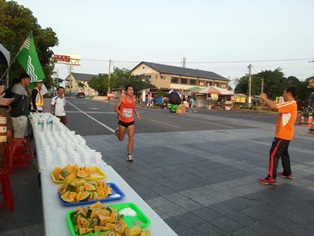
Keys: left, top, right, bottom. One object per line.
{"left": 1, "top": 113, "right": 314, "bottom": 235}
{"left": 85, "top": 114, "right": 314, "bottom": 236}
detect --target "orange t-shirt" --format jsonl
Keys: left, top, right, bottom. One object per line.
{"left": 275, "top": 100, "right": 297, "bottom": 140}
{"left": 118, "top": 96, "right": 135, "bottom": 123}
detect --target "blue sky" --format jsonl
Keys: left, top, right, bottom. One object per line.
{"left": 15, "top": 0, "right": 314, "bottom": 86}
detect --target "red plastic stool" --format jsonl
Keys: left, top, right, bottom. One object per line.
{"left": 0, "top": 167, "right": 15, "bottom": 211}
{"left": 11, "top": 138, "right": 33, "bottom": 162}
{"left": 1, "top": 143, "right": 29, "bottom": 174}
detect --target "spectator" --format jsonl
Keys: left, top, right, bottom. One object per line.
{"left": 51, "top": 86, "right": 67, "bottom": 125}
{"left": 30, "top": 81, "right": 44, "bottom": 112}
{"left": 10, "top": 73, "right": 31, "bottom": 138}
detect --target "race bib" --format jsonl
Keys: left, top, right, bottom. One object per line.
{"left": 123, "top": 108, "right": 132, "bottom": 118}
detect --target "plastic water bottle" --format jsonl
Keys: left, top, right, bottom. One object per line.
{"left": 47, "top": 115, "right": 53, "bottom": 132}
{"left": 38, "top": 114, "right": 44, "bottom": 132}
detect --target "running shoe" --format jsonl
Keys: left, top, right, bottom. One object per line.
{"left": 259, "top": 177, "right": 277, "bottom": 186}
{"left": 278, "top": 172, "right": 293, "bottom": 180}
{"left": 126, "top": 154, "right": 133, "bottom": 162}
{"left": 113, "top": 127, "right": 119, "bottom": 136}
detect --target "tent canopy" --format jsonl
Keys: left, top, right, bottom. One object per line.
{"left": 0, "top": 43, "right": 10, "bottom": 68}
{"left": 198, "top": 86, "right": 233, "bottom": 95}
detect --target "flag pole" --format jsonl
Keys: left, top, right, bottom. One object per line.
{"left": 0, "top": 33, "right": 32, "bottom": 82}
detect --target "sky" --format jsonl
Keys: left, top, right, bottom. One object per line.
{"left": 14, "top": 0, "right": 314, "bottom": 87}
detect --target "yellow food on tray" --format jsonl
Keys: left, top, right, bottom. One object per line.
{"left": 70, "top": 202, "right": 151, "bottom": 236}
{"left": 51, "top": 164, "right": 105, "bottom": 183}
{"left": 58, "top": 179, "right": 112, "bottom": 203}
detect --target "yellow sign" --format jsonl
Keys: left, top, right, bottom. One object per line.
{"left": 234, "top": 96, "right": 245, "bottom": 103}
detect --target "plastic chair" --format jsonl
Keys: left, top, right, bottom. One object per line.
{"left": 11, "top": 138, "right": 33, "bottom": 162}
{"left": 1, "top": 143, "right": 29, "bottom": 174}
{"left": 0, "top": 167, "right": 15, "bottom": 211}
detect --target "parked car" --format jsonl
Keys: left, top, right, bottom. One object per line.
{"left": 76, "top": 92, "right": 85, "bottom": 99}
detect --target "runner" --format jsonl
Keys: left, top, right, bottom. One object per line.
{"left": 114, "top": 84, "right": 140, "bottom": 161}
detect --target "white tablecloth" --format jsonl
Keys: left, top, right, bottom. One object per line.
{"left": 32, "top": 113, "right": 178, "bottom": 236}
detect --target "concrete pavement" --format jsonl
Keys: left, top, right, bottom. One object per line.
{"left": 1, "top": 111, "right": 314, "bottom": 235}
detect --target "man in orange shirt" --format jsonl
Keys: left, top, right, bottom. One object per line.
{"left": 259, "top": 86, "right": 298, "bottom": 186}
{"left": 114, "top": 84, "right": 140, "bottom": 161}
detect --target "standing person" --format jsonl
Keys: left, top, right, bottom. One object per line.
{"left": 114, "top": 84, "right": 140, "bottom": 161}
{"left": 10, "top": 73, "right": 31, "bottom": 138}
{"left": 30, "top": 81, "right": 44, "bottom": 112}
{"left": 259, "top": 86, "right": 298, "bottom": 186}
{"left": 51, "top": 86, "right": 67, "bottom": 125}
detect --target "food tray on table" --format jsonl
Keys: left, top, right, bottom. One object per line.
{"left": 66, "top": 202, "right": 151, "bottom": 236}
{"left": 59, "top": 182, "right": 126, "bottom": 206}
{"left": 51, "top": 167, "right": 106, "bottom": 184}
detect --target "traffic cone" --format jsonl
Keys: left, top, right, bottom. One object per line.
{"left": 298, "top": 115, "right": 305, "bottom": 126}
{"left": 309, "top": 121, "right": 314, "bottom": 134}
{"left": 308, "top": 114, "right": 313, "bottom": 126}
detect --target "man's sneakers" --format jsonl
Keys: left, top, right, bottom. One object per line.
{"left": 278, "top": 172, "right": 293, "bottom": 180}
{"left": 259, "top": 177, "right": 277, "bottom": 186}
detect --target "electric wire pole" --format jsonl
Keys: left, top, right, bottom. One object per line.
{"left": 248, "top": 64, "right": 252, "bottom": 107}
{"left": 108, "top": 59, "right": 111, "bottom": 101}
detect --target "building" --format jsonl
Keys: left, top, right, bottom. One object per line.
{"left": 64, "top": 72, "right": 98, "bottom": 97}
{"left": 131, "top": 61, "right": 229, "bottom": 92}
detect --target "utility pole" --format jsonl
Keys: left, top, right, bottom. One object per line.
{"left": 261, "top": 78, "right": 264, "bottom": 94}
{"left": 248, "top": 64, "right": 252, "bottom": 107}
{"left": 68, "top": 66, "right": 73, "bottom": 96}
{"left": 182, "top": 57, "right": 186, "bottom": 68}
{"left": 107, "top": 59, "right": 111, "bottom": 101}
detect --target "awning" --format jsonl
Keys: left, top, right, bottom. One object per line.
{"left": 198, "top": 86, "right": 233, "bottom": 95}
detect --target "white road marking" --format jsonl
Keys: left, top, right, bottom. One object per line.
{"left": 66, "top": 111, "right": 116, "bottom": 114}
{"left": 67, "top": 100, "right": 115, "bottom": 132}
{"left": 150, "top": 119, "right": 180, "bottom": 128}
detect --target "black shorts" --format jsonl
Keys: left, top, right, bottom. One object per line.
{"left": 118, "top": 120, "right": 134, "bottom": 128}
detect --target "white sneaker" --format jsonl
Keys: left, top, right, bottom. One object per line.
{"left": 113, "top": 127, "right": 119, "bottom": 136}
{"left": 126, "top": 154, "right": 133, "bottom": 161}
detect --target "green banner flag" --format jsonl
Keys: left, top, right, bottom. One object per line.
{"left": 16, "top": 34, "right": 45, "bottom": 84}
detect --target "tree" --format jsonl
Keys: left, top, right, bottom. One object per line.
{"left": 77, "top": 81, "right": 86, "bottom": 91}
{"left": 110, "top": 67, "right": 155, "bottom": 95}
{"left": 87, "top": 74, "right": 107, "bottom": 95}
{"left": 0, "top": 0, "right": 58, "bottom": 87}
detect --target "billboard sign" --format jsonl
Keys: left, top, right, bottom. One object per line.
{"left": 54, "top": 54, "right": 70, "bottom": 62}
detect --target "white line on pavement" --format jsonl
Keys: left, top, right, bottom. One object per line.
{"left": 67, "top": 100, "right": 115, "bottom": 132}
{"left": 150, "top": 119, "right": 180, "bottom": 128}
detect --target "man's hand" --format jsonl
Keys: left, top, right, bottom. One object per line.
{"left": 260, "top": 93, "right": 267, "bottom": 100}
{"left": 0, "top": 93, "right": 14, "bottom": 106}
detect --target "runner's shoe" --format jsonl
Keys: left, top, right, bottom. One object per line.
{"left": 259, "top": 177, "right": 277, "bottom": 186}
{"left": 113, "top": 127, "right": 119, "bottom": 136}
{"left": 126, "top": 154, "right": 133, "bottom": 162}
{"left": 278, "top": 172, "right": 293, "bottom": 180}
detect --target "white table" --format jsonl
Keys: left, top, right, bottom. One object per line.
{"left": 32, "top": 113, "right": 178, "bottom": 236}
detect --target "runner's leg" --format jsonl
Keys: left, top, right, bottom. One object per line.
{"left": 127, "top": 124, "right": 135, "bottom": 156}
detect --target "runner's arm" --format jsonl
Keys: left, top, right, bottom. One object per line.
{"left": 114, "top": 97, "right": 125, "bottom": 118}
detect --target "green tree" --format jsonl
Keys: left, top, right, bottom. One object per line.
{"left": 0, "top": 0, "right": 58, "bottom": 87}
{"left": 110, "top": 67, "right": 155, "bottom": 95}
{"left": 87, "top": 74, "right": 107, "bottom": 95}
{"left": 77, "top": 81, "right": 86, "bottom": 90}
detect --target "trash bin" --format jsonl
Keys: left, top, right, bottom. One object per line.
{"left": 170, "top": 104, "right": 178, "bottom": 113}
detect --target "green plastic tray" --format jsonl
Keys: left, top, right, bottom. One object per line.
{"left": 66, "top": 202, "right": 151, "bottom": 236}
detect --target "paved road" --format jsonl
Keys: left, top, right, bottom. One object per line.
{"left": 1, "top": 98, "right": 314, "bottom": 236}
{"left": 65, "top": 98, "right": 279, "bottom": 136}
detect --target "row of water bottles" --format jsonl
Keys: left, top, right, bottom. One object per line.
{"left": 37, "top": 114, "right": 54, "bottom": 132}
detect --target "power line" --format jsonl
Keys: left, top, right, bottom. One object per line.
{"left": 82, "top": 58, "right": 313, "bottom": 64}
